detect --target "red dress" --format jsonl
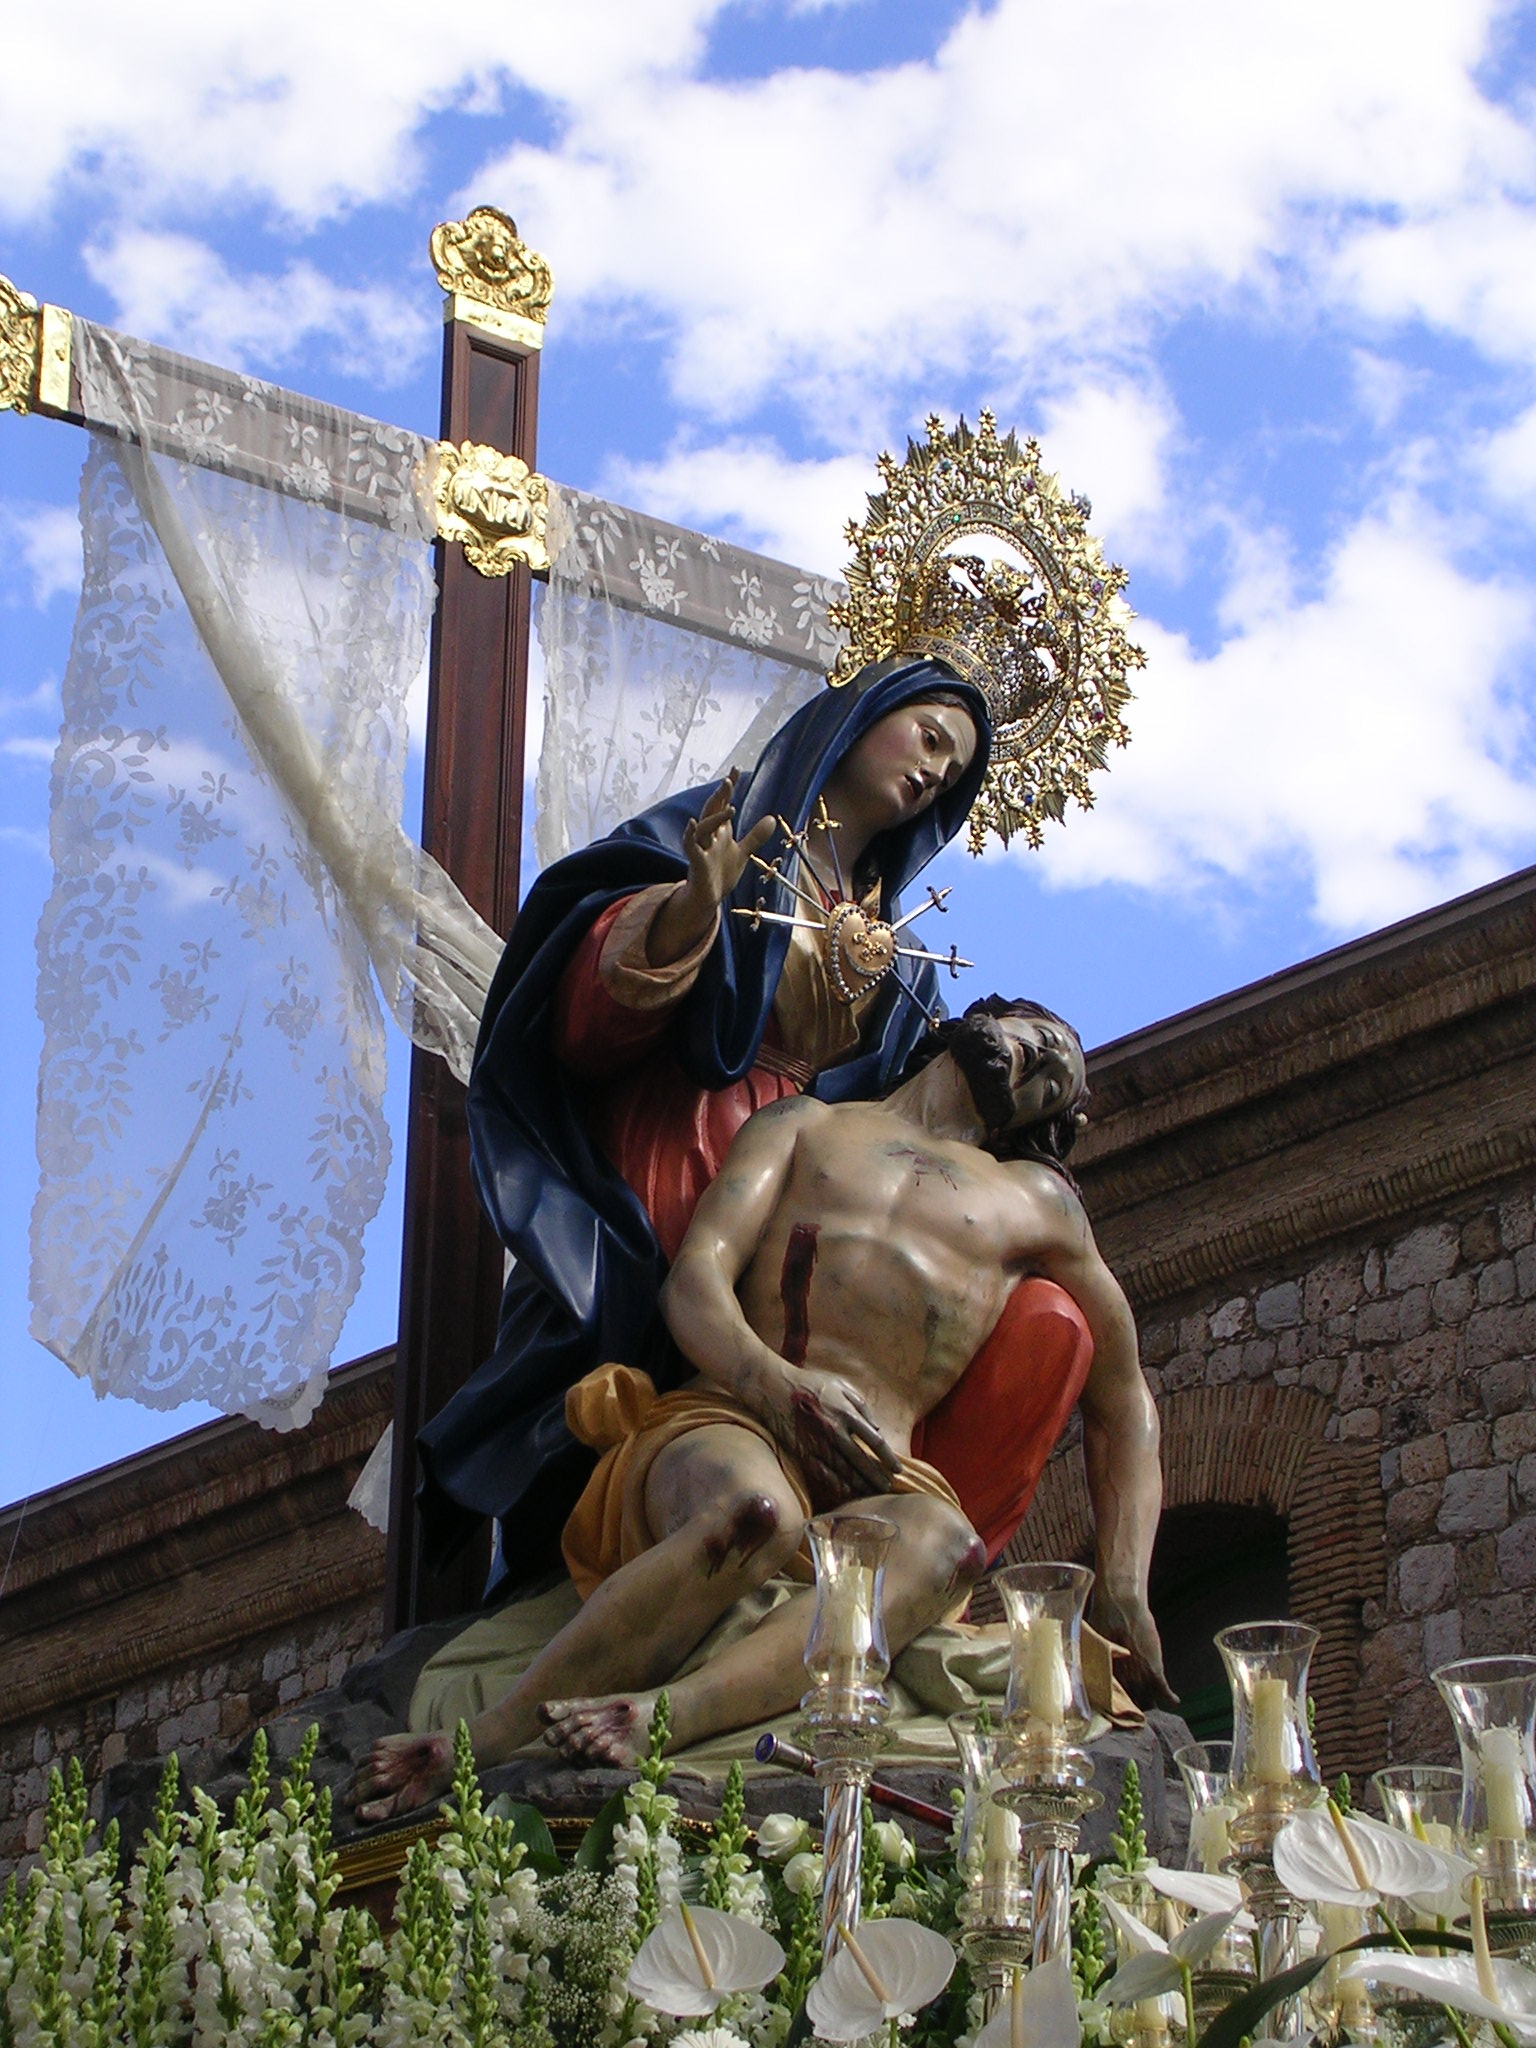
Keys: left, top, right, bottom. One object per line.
{"left": 555, "top": 894, "right": 1093, "bottom": 1561}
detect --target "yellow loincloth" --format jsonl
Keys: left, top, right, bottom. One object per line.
{"left": 561, "top": 1362, "right": 966, "bottom": 1601}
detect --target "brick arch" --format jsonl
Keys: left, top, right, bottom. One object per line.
{"left": 993, "top": 1384, "right": 1387, "bottom": 1779}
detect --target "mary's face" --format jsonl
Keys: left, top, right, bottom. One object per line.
{"left": 835, "top": 699, "right": 978, "bottom": 829}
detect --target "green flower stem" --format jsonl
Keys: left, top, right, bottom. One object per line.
{"left": 1377, "top": 1906, "right": 1479, "bottom": 2048}
{"left": 1180, "top": 1958, "right": 1197, "bottom": 2048}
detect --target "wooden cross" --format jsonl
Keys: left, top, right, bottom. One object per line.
{"left": 384, "top": 211, "right": 550, "bottom": 1628}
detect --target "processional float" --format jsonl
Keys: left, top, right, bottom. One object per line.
{"left": 1, "top": 212, "right": 1152, "bottom": 1988}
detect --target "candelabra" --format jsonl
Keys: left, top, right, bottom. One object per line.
{"left": 993, "top": 1562, "right": 1101, "bottom": 1971}
{"left": 1216, "top": 1622, "right": 1324, "bottom": 2042}
{"left": 1434, "top": 1654, "right": 1536, "bottom": 1943}
{"left": 950, "top": 1710, "right": 1030, "bottom": 2019}
{"left": 798, "top": 1512, "right": 896, "bottom": 1965}
{"left": 1174, "top": 1740, "right": 1253, "bottom": 2023}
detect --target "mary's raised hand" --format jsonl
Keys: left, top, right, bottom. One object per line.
{"left": 649, "top": 771, "right": 779, "bottom": 967}
{"left": 682, "top": 771, "right": 779, "bottom": 904}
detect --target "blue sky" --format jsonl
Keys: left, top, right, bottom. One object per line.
{"left": 2, "top": 0, "right": 1536, "bottom": 1510}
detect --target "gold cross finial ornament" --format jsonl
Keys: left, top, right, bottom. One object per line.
{"left": 430, "top": 206, "right": 553, "bottom": 349}
{"left": 830, "top": 410, "right": 1145, "bottom": 852}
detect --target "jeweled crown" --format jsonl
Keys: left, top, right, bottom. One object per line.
{"left": 829, "top": 410, "right": 1144, "bottom": 852}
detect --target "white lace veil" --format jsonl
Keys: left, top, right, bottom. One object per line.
{"left": 32, "top": 322, "right": 845, "bottom": 1430}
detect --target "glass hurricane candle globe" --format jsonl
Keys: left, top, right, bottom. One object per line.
{"left": 950, "top": 1712, "right": 1027, "bottom": 1931}
{"left": 1175, "top": 1740, "right": 1236, "bottom": 1875}
{"left": 800, "top": 1513, "right": 897, "bottom": 1742}
{"left": 1216, "top": 1622, "right": 1323, "bottom": 1835}
{"left": 1433, "top": 1654, "right": 1536, "bottom": 1914}
{"left": 1371, "top": 1765, "right": 1463, "bottom": 1849}
{"left": 995, "top": 1561, "right": 1094, "bottom": 1774}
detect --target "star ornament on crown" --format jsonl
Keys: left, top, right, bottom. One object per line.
{"left": 829, "top": 410, "right": 1145, "bottom": 853}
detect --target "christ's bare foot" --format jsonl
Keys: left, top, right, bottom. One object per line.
{"left": 539, "top": 1690, "right": 662, "bottom": 1767}
{"left": 348, "top": 1730, "right": 456, "bottom": 1823}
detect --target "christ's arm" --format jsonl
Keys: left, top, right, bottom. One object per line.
{"left": 661, "top": 1098, "right": 898, "bottom": 1497}
{"left": 1012, "top": 1163, "right": 1175, "bottom": 1707}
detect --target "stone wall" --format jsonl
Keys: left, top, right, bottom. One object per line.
{"left": 0, "top": 1352, "right": 390, "bottom": 1878}
{"left": 1140, "top": 1180, "right": 1535, "bottom": 1766}
{"left": 0, "top": 1596, "right": 382, "bottom": 1871}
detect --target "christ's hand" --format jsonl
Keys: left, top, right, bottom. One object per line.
{"left": 1091, "top": 1585, "right": 1178, "bottom": 1712}
{"left": 761, "top": 1364, "right": 902, "bottom": 1507}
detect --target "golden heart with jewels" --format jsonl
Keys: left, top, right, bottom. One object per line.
{"left": 826, "top": 902, "right": 898, "bottom": 1005}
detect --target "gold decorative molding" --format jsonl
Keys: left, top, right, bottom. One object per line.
{"left": 37, "top": 303, "right": 72, "bottom": 412}
{"left": 0, "top": 273, "right": 43, "bottom": 414}
{"left": 430, "top": 206, "right": 553, "bottom": 350}
{"left": 432, "top": 440, "right": 551, "bottom": 575}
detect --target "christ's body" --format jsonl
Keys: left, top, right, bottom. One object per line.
{"left": 352, "top": 1006, "right": 1168, "bottom": 1819}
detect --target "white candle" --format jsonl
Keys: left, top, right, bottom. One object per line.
{"left": 1026, "top": 1616, "right": 1072, "bottom": 1728}
{"left": 825, "top": 1567, "right": 874, "bottom": 1668}
{"left": 981, "top": 1780, "right": 1020, "bottom": 1891}
{"left": 1188, "top": 1801, "right": 1233, "bottom": 1873}
{"left": 1482, "top": 1727, "right": 1529, "bottom": 1843}
{"left": 1250, "top": 1677, "right": 1291, "bottom": 1785}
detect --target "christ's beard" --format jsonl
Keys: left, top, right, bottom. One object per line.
{"left": 948, "top": 1014, "right": 1028, "bottom": 1137}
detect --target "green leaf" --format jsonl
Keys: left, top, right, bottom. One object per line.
{"left": 484, "top": 1796, "right": 563, "bottom": 1875}
{"left": 1195, "top": 1954, "right": 1331, "bottom": 2048}
{"left": 574, "top": 1788, "right": 630, "bottom": 1872}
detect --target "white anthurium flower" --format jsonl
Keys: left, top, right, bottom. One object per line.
{"left": 805, "top": 1920, "right": 957, "bottom": 2041}
{"left": 627, "top": 1902, "right": 786, "bottom": 2018}
{"left": 1338, "top": 1953, "right": 1536, "bottom": 2043}
{"left": 973, "top": 1956, "right": 1080, "bottom": 2048}
{"left": 1099, "top": 1895, "right": 1245, "bottom": 2006}
{"left": 1339, "top": 1875, "right": 1536, "bottom": 2047}
{"left": 1142, "top": 1865, "right": 1248, "bottom": 1920}
{"left": 1273, "top": 1805, "right": 1470, "bottom": 1912}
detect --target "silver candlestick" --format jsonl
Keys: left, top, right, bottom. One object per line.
{"left": 798, "top": 1512, "right": 896, "bottom": 1964}
{"left": 993, "top": 1562, "right": 1101, "bottom": 1971}
{"left": 951, "top": 1710, "right": 1031, "bottom": 2019}
{"left": 1216, "top": 1622, "right": 1325, "bottom": 2042}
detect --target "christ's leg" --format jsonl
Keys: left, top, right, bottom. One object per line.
{"left": 350, "top": 1423, "right": 802, "bottom": 1819}
{"left": 543, "top": 1491, "right": 986, "bottom": 1766}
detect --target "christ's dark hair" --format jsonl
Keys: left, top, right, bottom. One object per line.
{"left": 902, "top": 993, "right": 1091, "bottom": 1186}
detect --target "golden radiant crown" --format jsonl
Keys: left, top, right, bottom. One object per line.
{"left": 829, "top": 410, "right": 1144, "bottom": 852}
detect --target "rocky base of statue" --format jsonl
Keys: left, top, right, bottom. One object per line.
{"left": 101, "top": 1615, "right": 1194, "bottom": 1874}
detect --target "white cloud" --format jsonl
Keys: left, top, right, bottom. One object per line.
{"left": 0, "top": 506, "right": 81, "bottom": 609}
{"left": 0, "top": 737, "right": 55, "bottom": 763}
{"left": 83, "top": 233, "right": 434, "bottom": 385}
{"left": 1035, "top": 380, "right": 1179, "bottom": 570}
{"left": 1333, "top": 199, "right": 1536, "bottom": 366}
{"left": 1032, "top": 494, "right": 1536, "bottom": 930}
{"left": 5, "top": 1, "right": 1529, "bottom": 416}
{"left": 0, "top": 1, "right": 723, "bottom": 225}
{"left": 474, "top": 0, "right": 1532, "bottom": 417}
{"left": 601, "top": 440, "right": 870, "bottom": 571}
{"left": 1478, "top": 402, "right": 1536, "bottom": 515}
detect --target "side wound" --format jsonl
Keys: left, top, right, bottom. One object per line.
{"left": 780, "top": 1222, "right": 819, "bottom": 1367}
